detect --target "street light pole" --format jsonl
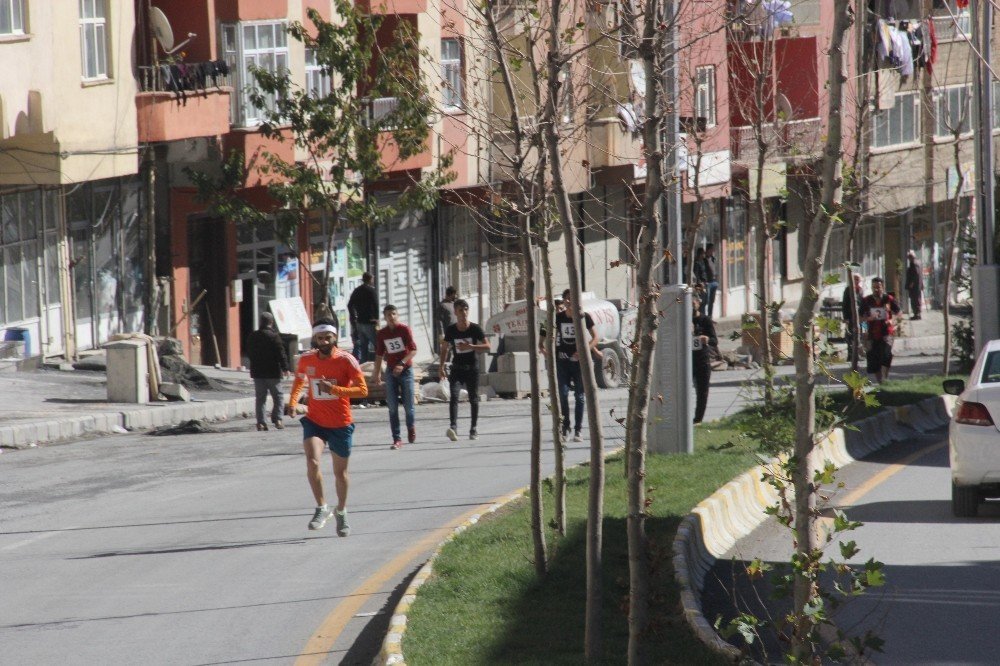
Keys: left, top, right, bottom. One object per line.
{"left": 648, "top": 0, "right": 693, "bottom": 455}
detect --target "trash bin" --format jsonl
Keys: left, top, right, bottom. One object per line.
{"left": 105, "top": 339, "right": 150, "bottom": 404}
{"left": 3, "top": 327, "right": 31, "bottom": 358}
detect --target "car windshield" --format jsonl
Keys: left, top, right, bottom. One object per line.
{"left": 981, "top": 351, "right": 1000, "bottom": 384}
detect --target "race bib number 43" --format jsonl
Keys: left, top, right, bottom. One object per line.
{"left": 559, "top": 323, "right": 576, "bottom": 341}
{"left": 384, "top": 336, "right": 405, "bottom": 354}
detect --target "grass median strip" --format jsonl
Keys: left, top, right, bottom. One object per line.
{"left": 401, "top": 376, "right": 954, "bottom": 664}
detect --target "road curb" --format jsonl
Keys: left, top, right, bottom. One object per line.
{"left": 0, "top": 397, "right": 255, "bottom": 448}
{"left": 672, "top": 394, "right": 957, "bottom": 661}
{"left": 374, "top": 490, "right": 524, "bottom": 666}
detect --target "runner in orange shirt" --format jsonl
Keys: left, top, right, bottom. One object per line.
{"left": 285, "top": 320, "right": 368, "bottom": 536}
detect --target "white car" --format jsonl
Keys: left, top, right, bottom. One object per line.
{"left": 944, "top": 339, "right": 1000, "bottom": 517}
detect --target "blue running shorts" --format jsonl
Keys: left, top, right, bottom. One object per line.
{"left": 301, "top": 419, "right": 355, "bottom": 458}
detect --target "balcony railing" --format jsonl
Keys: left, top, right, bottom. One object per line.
{"left": 730, "top": 117, "right": 822, "bottom": 162}
{"left": 137, "top": 62, "right": 233, "bottom": 96}
{"left": 932, "top": 13, "right": 970, "bottom": 42}
{"left": 363, "top": 96, "right": 401, "bottom": 128}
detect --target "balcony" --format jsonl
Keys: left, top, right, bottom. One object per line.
{"left": 136, "top": 64, "right": 233, "bottom": 143}
{"left": 356, "top": 0, "right": 427, "bottom": 14}
{"left": 730, "top": 118, "right": 822, "bottom": 163}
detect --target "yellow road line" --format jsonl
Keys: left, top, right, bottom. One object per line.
{"left": 294, "top": 497, "right": 509, "bottom": 665}
{"left": 839, "top": 440, "right": 947, "bottom": 506}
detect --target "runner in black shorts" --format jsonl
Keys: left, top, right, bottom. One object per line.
{"left": 439, "top": 299, "right": 489, "bottom": 441}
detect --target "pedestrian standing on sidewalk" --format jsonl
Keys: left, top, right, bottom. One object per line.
{"left": 691, "top": 296, "right": 717, "bottom": 424}
{"left": 347, "top": 272, "right": 379, "bottom": 363}
{"left": 860, "top": 277, "right": 901, "bottom": 384}
{"left": 704, "top": 243, "right": 719, "bottom": 318}
{"left": 842, "top": 273, "right": 864, "bottom": 363}
{"left": 439, "top": 299, "right": 489, "bottom": 441}
{"left": 693, "top": 247, "right": 709, "bottom": 315}
{"left": 540, "top": 292, "right": 600, "bottom": 442}
{"left": 285, "top": 320, "right": 368, "bottom": 536}
{"left": 373, "top": 305, "right": 418, "bottom": 450}
{"left": 247, "top": 312, "right": 290, "bottom": 431}
{"left": 905, "top": 250, "right": 923, "bottom": 320}
{"left": 436, "top": 286, "right": 459, "bottom": 340}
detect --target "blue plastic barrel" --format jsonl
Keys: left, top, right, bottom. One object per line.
{"left": 3, "top": 328, "right": 31, "bottom": 358}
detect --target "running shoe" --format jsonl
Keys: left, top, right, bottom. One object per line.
{"left": 408, "top": 426, "right": 417, "bottom": 443}
{"left": 469, "top": 429, "right": 478, "bottom": 441}
{"left": 335, "top": 509, "right": 351, "bottom": 537}
{"left": 390, "top": 438, "right": 403, "bottom": 450}
{"left": 446, "top": 427, "right": 458, "bottom": 441}
{"left": 561, "top": 425, "right": 569, "bottom": 441}
{"left": 272, "top": 420, "right": 284, "bottom": 430}
{"left": 308, "top": 505, "right": 332, "bottom": 530}
{"left": 573, "top": 431, "right": 583, "bottom": 442}
{"left": 256, "top": 423, "right": 268, "bottom": 432}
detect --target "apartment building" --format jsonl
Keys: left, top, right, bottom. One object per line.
{"left": 0, "top": 0, "right": 143, "bottom": 360}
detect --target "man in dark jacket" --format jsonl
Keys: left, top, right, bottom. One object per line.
{"left": 347, "top": 272, "right": 379, "bottom": 363}
{"left": 247, "top": 312, "right": 291, "bottom": 431}
{"left": 692, "top": 296, "right": 718, "bottom": 424}
{"left": 842, "top": 273, "right": 864, "bottom": 362}
{"left": 905, "top": 250, "right": 923, "bottom": 319}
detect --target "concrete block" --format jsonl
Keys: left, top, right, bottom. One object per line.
{"left": 497, "top": 352, "right": 537, "bottom": 373}
{"left": 160, "top": 382, "right": 191, "bottom": 402}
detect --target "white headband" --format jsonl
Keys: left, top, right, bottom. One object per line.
{"left": 312, "top": 324, "right": 338, "bottom": 335}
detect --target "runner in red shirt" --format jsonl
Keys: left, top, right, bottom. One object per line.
{"left": 373, "top": 305, "right": 418, "bottom": 450}
{"left": 285, "top": 320, "right": 368, "bottom": 536}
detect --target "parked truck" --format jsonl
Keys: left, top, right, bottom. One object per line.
{"left": 484, "top": 293, "right": 637, "bottom": 389}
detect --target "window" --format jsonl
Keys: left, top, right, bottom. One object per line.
{"left": 0, "top": 0, "right": 24, "bottom": 35}
{"left": 79, "top": 0, "right": 108, "bottom": 80}
{"left": 935, "top": 85, "right": 972, "bottom": 137}
{"left": 695, "top": 66, "right": 716, "bottom": 128}
{"left": 221, "top": 21, "right": 289, "bottom": 126}
{"left": 305, "top": 48, "right": 331, "bottom": 99}
{"left": 992, "top": 81, "right": 1000, "bottom": 129}
{"left": 872, "top": 92, "right": 920, "bottom": 148}
{"left": 441, "top": 39, "right": 463, "bottom": 110}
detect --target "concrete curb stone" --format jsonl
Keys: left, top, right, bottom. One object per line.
{"left": 0, "top": 397, "right": 256, "bottom": 448}
{"left": 673, "top": 394, "right": 957, "bottom": 661}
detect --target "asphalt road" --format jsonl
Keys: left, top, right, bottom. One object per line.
{"left": 704, "top": 427, "right": 1000, "bottom": 665}
{"left": 0, "top": 388, "right": 630, "bottom": 666}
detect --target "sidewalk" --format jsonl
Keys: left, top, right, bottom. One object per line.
{"left": 0, "top": 308, "right": 961, "bottom": 449}
{"left": 0, "top": 360, "right": 258, "bottom": 449}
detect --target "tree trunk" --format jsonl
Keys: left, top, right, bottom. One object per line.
{"left": 624, "top": 4, "right": 664, "bottom": 659}
{"left": 540, "top": 233, "right": 567, "bottom": 533}
{"left": 523, "top": 221, "right": 548, "bottom": 575}
{"left": 754, "top": 142, "right": 774, "bottom": 404}
{"left": 543, "top": 3, "right": 605, "bottom": 657}
{"left": 790, "top": 0, "right": 852, "bottom": 659}
{"left": 944, "top": 139, "right": 964, "bottom": 375}
{"left": 844, "top": 214, "right": 862, "bottom": 372}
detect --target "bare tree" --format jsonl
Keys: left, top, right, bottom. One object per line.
{"left": 789, "top": 0, "right": 852, "bottom": 658}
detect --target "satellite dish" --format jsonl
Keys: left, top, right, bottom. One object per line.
{"left": 149, "top": 7, "right": 175, "bottom": 52}
{"left": 776, "top": 93, "right": 793, "bottom": 122}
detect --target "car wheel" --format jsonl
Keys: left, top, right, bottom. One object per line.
{"left": 952, "top": 482, "right": 980, "bottom": 518}
{"left": 594, "top": 344, "right": 623, "bottom": 389}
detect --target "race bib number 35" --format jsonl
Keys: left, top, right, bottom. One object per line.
{"left": 384, "top": 337, "right": 405, "bottom": 354}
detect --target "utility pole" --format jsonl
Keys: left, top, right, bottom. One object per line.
{"left": 648, "top": 0, "right": 693, "bottom": 455}
{"left": 972, "top": 0, "right": 999, "bottom": 355}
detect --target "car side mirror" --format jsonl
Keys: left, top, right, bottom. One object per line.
{"left": 943, "top": 379, "right": 966, "bottom": 396}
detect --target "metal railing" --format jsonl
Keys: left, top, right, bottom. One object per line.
{"left": 932, "top": 13, "right": 970, "bottom": 42}
{"left": 362, "top": 96, "right": 401, "bottom": 128}
{"left": 730, "top": 117, "right": 822, "bottom": 162}
{"left": 137, "top": 63, "right": 233, "bottom": 94}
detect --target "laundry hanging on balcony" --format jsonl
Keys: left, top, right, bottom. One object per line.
{"left": 874, "top": 18, "right": 935, "bottom": 79}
